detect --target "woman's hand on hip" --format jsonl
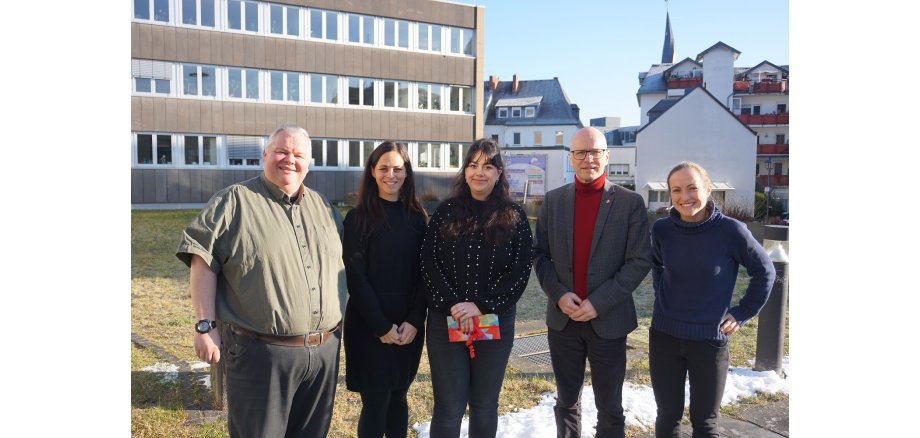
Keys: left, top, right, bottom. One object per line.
{"left": 719, "top": 314, "right": 740, "bottom": 335}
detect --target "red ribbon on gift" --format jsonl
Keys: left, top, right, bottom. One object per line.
{"left": 465, "top": 317, "right": 484, "bottom": 358}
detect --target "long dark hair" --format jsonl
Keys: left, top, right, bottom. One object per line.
{"left": 441, "top": 138, "right": 518, "bottom": 245}
{"left": 353, "top": 141, "right": 426, "bottom": 239}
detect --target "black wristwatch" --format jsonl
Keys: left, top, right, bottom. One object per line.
{"left": 195, "top": 319, "right": 217, "bottom": 334}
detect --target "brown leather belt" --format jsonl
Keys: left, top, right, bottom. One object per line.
{"left": 229, "top": 323, "right": 341, "bottom": 347}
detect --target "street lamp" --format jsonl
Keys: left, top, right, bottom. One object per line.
{"left": 765, "top": 157, "right": 775, "bottom": 221}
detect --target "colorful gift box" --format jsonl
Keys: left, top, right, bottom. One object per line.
{"left": 447, "top": 313, "right": 501, "bottom": 342}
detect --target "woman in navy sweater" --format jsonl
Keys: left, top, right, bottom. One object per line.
{"left": 649, "top": 161, "right": 776, "bottom": 438}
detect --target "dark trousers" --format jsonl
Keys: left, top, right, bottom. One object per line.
{"left": 357, "top": 387, "right": 410, "bottom": 438}
{"left": 547, "top": 320, "right": 627, "bottom": 438}
{"left": 222, "top": 327, "right": 341, "bottom": 438}
{"left": 425, "top": 309, "right": 515, "bottom": 438}
{"left": 648, "top": 328, "right": 729, "bottom": 438}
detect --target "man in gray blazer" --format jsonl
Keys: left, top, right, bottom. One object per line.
{"left": 534, "top": 127, "right": 652, "bottom": 438}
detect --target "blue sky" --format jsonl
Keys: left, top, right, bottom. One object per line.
{"left": 453, "top": 0, "right": 789, "bottom": 127}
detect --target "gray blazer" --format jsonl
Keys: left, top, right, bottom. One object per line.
{"left": 533, "top": 180, "right": 652, "bottom": 339}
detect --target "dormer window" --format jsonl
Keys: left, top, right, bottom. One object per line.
{"left": 497, "top": 108, "right": 507, "bottom": 118}
{"left": 511, "top": 107, "right": 521, "bottom": 117}
{"left": 524, "top": 107, "right": 535, "bottom": 117}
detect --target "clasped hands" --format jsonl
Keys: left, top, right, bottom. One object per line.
{"left": 450, "top": 301, "right": 482, "bottom": 334}
{"left": 379, "top": 321, "right": 418, "bottom": 345}
{"left": 557, "top": 292, "right": 597, "bottom": 322}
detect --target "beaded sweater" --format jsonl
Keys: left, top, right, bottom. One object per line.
{"left": 420, "top": 199, "right": 533, "bottom": 315}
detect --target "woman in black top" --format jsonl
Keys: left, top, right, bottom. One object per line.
{"left": 420, "top": 138, "right": 533, "bottom": 437}
{"left": 342, "top": 141, "right": 428, "bottom": 438}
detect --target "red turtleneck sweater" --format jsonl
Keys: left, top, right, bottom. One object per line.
{"left": 573, "top": 176, "right": 605, "bottom": 299}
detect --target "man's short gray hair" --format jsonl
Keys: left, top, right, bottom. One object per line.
{"left": 267, "top": 125, "right": 311, "bottom": 148}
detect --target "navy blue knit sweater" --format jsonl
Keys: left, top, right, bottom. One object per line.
{"left": 650, "top": 203, "right": 776, "bottom": 341}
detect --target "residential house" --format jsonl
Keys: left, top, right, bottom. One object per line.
{"left": 483, "top": 75, "right": 583, "bottom": 197}
{"left": 634, "top": 12, "right": 789, "bottom": 214}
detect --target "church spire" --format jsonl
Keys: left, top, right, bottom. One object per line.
{"left": 661, "top": 10, "right": 675, "bottom": 63}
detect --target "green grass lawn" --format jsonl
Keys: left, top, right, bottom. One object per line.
{"left": 131, "top": 209, "right": 788, "bottom": 437}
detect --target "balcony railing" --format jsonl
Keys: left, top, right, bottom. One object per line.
{"left": 757, "top": 143, "right": 789, "bottom": 155}
{"left": 757, "top": 174, "right": 789, "bottom": 187}
{"left": 737, "top": 113, "right": 789, "bottom": 125}
{"left": 734, "top": 79, "right": 788, "bottom": 94}
{"left": 753, "top": 80, "right": 787, "bottom": 93}
{"left": 667, "top": 77, "right": 703, "bottom": 89}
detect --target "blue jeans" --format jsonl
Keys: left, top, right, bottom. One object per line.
{"left": 425, "top": 309, "right": 515, "bottom": 438}
{"left": 648, "top": 328, "right": 730, "bottom": 438}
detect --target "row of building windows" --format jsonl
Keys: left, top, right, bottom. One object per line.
{"left": 496, "top": 106, "right": 536, "bottom": 118}
{"left": 132, "top": 60, "right": 474, "bottom": 113}
{"left": 608, "top": 163, "right": 629, "bottom": 176}
{"left": 731, "top": 99, "right": 788, "bottom": 115}
{"left": 492, "top": 131, "right": 566, "bottom": 147}
{"left": 133, "top": 0, "right": 476, "bottom": 56}
{"left": 133, "top": 132, "right": 470, "bottom": 171}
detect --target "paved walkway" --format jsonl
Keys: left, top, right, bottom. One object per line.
{"left": 634, "top": 398, "right": 789, "bottom": 437}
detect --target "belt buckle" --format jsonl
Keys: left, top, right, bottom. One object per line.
{"left": 305, "top": 331, "right": 323, "bottom": 347}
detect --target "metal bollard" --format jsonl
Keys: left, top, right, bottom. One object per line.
{"left": 754, "top": 225, "right": 788, "bottom": 375}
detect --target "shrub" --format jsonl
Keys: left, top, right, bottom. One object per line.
{"left": 754, "top": 192, "right": 784, "bottom": 221}
{"left": 721, "top": 200, "right": 754, "bottom": 222}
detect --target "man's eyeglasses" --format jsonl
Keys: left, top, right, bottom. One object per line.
{"left": 569, "top": 149, "right": 607, "bottom": 160}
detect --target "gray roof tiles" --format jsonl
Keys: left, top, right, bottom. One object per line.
{"left": 483, "top": 78, "right": 583, "bottom": 127}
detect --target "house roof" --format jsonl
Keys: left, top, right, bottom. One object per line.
{"left": 483, "top": 78, "right": 583, "bottom": 127}
{"left": 636, "top": 63, "right": 672, "bottom": 103}
{"left": 648, "top": 99, "right": 680, "bottom": 115}
{"left": 495, "top": 96, "right": 543, "bottom": 107}
{"left": 605, "top": 126, "right": 639, "bottom": 146}
{"left": 695, "top": 41, "right": 741, "bottom": 61}
{"left": 662, "top": 58, "right": 702, "bottom": 77}
{"left": 637, "top": 86, "right": 757, "bottom": 136}
{"left": 738, "top": 60, "right": 789, "bottom": 77}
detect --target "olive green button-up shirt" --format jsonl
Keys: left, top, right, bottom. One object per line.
{"left": 176, "top": 174, "right": 345, "bottom": 335}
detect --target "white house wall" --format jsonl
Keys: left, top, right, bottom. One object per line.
{"left": 700, "top": 47, "right": 736, "bottom": 109}
{"left": 670, "top": 60, "right": 702, "bottom": 78}
{"left": 484, "top": 124, "right": 579, "bottom": 149}
{"left": 748, "top": 64, "right": 784, "bottom": 77}
{"left": 636, "top": 89, "right": 757, "bottom": 213}
{"left": 753, "top": 126, "right": 788, "bottom": 144}
{"left": 735, "top": 94, "right": 788, "bottom": 114}
{"left": 639, "top": 93, "right": 666, "bottom": 126}
{"left": 608, "top": 146, "right": 636, "bottom": 186}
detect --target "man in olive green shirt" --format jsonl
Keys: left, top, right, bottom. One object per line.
{"left": 176, "top": 125, "right": 346, "bottom": 438}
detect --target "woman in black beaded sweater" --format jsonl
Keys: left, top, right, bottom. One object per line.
{"left": 420, "top": 138, "right": 533, "bottom": 437}
{"left": 342, "top": 141, "right": 428, "bottom": 438}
